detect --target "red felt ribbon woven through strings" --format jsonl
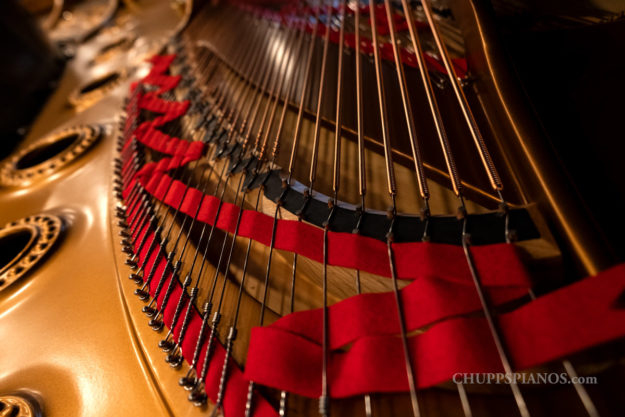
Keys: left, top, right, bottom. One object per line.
{"left": 121, "top": 55, "right": 278, "bottom": 417}
{"left": 122, "top": 53, "right": 624, "bottom": 411}
{"left": 244, "top": 264, "right": 625, "bottom": 398}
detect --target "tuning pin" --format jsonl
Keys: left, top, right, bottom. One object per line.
{"left": 149, "top": 318, "right": 164, "bottom": 332}
{"left": 129, "top": 273, "right": 143, "bottom": 284}
{"left": 179, "top": 375, "right": 197, "bottom": 390}
{"left": 121, "top": 246, "right": 134, "bottom": 254}
{"left": 159, "top": 339, "right": 175, "bottom": 352}
{"left": 134, "top": 289, "right": 150, "bottom": 300}
{"left": 188, "top": 389, "right": 207, "bottom": 406}
{"left": 166, "top": 353, "right": 183, "bottom": 368}
{"left": 142, "top": 305, "right": 157, "bottom": 316}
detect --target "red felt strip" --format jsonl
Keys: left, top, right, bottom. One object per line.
{"left": 134, "top": 125, "right": 205, "bottom": 158}
{"left": 130, "top": 174, "right": 531, "bottom": 288}
{"left": 244, "top": 264, "right": 625, "bottom": 398}
{"left": 123, "top": 55, "right": 279, "bottom": 416}
{"left": 268, "top": 276, "right": 529, "bottom": 351}
{"left": 141, "top": 73, "right": 182, "bottom": 94}
{"left": 129, "top": 226, "right": 278, "bottom": 417}
{"left": 304, "top": 21, "right": 467, "bottom": 76}
{"left": 122, "top": 54, "right": 546, "bottom": 411}
{"left": 138, "top": 93, "right": 189, "bottom": 117}
{"left": 147, "top": 54, "right": 177, "bottom": 74}
{"left": 238, "top": 2, "right": 468, "bottom": 77}
{"left": 120, "top": 94, "right": 529, "bottom": 290}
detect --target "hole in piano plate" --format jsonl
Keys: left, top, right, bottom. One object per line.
{"left": 0, "top": 228, "right": 35, "bottom": 275}
{"left": 15, "top": 133, "right": 79, "bottom": 170}
{"left": 0, "top": 394, "right": 41, "bottom": 417}
{"left": 91, "top": 36, "right": 135, "bottom": 66}
{"left": 0, "top": 215, "right": 62, "bottom": 292}
{"left": 78, "top": 72, "right": 120, "bottom": 94}
{"left": 99, "top": 37, "right": 130, "bottom": 54}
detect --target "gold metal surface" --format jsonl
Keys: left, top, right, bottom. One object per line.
{"left": 0, "top": 1, "right": 200, "bottom": 416}
{"left": 2, "top": 1, "right": 618, "bottom": 416}
{"left": 48, "top": 0, "right": 119, "bottom": 43}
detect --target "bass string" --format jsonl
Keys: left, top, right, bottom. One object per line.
{"left": 208, "top": 11, "right": 308, "bottom": 412}
{"left": 129, "top": 12, "right": 268, "bottom": 360}
{"left": 126, "top": 27, "right": 250, "bottom": 281}
{"left": 368, "top": 2, "right": 422, "bottom": 416}
{"left": 136, "top": 56, "right": 244, "bottom": 299}
{"left": 130, "top": 2, "right": 600, "bottom": 416}
{"left": 186, "top": 18, "right": 303, "bottom": 404}
{"left": 243, "top": 1, "right": 323, "bottom": 415}
{"left": 156, "top": 15, "right": 279, "bottom": 364}
{"left": 158, "top": 11, "right": 300, "bottom": 399}
{"left": 351, "top": 2, "right": 373, "bottom": 415}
